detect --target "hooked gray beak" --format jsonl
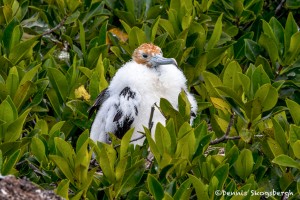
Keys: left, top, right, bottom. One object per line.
{"left": 150, "top": 56, "right": 177, "bottom": 67}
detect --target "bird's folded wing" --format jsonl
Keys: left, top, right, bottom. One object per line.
{"left": 88, "top": 88, "right": 110, "bottom": 119}
{"left": 90, "top": 86, "right": 141, "bottom": 141}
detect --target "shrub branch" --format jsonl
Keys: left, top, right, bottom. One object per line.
{"left": 210, "top": 113, "right": 240, "bottom": 145}
{"left": 42, "top": 15, "right": 68, "bottom": 36}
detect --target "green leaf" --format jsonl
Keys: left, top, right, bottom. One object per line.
{"left": 97, "top": 143, "right": 116, "bottom": 183}
{"left": 47, "top": 68, "right": 68, "bottom": 102}
{"left": 216, "top": 86, "right": 245, "bottom": 109}
{"left": 289, "top": 124, "right": 300, "bottom": 145}
{"left": 188, "top": 174, "right": 209, "bottom": 200}
{"left": 292, "top": 140, "right": 300, "bottom": 159}
{"left": 163, "top": 39, "right": 184, "bottom": 58}
{"left": 207, "top": 13, "right": 223, "bottom": 50}
{"left": 19, "top": 64, "right": 40, "bottom": 86}
{"left": 13, "top": 81, "right": 37, "bottom": 111}
{"left": 117, "top": 159, "right": 145, "bottom": 196}
{"left": 272, "top": 119, "right": 288, "bottom": 153}
{"left": 31, "top": 137, "right": 48, "bottom": 164}
{"left": 251, "top": 65, "right": 270, "bottom": 95}
{"left": 284, "top": 32, "right": 300, "bottom": 65}
{"left": 86, "top": 45, "right": 108, "bottom": 69}
{"left": 145, "top": 127, "right": 161, "bottom": 163}
{"left": 266, "top": 137, "right": 283, "bottom": 158}
{"left": 5, "top": 108, "right": 31, "bottom": 142}
{"left": 8, "top": 36, "right": 39, "bottom": 65}
{"left": 254, "top": 84, "right": 278, "bottom": 112}
{"left": 54, "top": 138, "right": 75, "bottom": 169}
{"left": 269, "top": 17, "right": 285, "bottom": 54}
{"left": 155, "top": 123, "right": 171, "bottom": 156}
{"left": 49, "top": 155, "right": 74, "bottom": 183}
{"left": 2, "top": 149, "right": 20, "bottom": 175}
{"left": 244, "top": 39, "right": 261, "bottom": 62}
{"left": 120, "top": 128, "right": 134, "bottom": 159}
{"left": 285, "top": 13, "right": 298, "bottom": 53}
{"left": 212, "top": 164, "right": 229, "bottom": 189}
{"left": 6, "top": 66, "right": 19, "bottom": 98}
{"left": 286, "top": 0, "right": 300, "bottom": 8}
{"left": 49, "top": 121, "right": 65, "bottom": 136}
{"left": 234, "top": 149, "right": 254, "bottom": 180}
{"left": 258, "top": 33, "right": 278, "bottom": 66}
{"left": 78, "top": 20, "right": 86, "bottom": 56}
{"left": 272, "top": 155, "right": 300, "bottom": 169}
{"left": 286, "top": 99, "right": 300, "bottom": 125}
{"left": 159, "top": 19, "right": 175, "bottom": 39}
{"left": 46, "top": 88, "right": 63, "bottom": 118}
{"left": 128, "top": 27, "right": 147, "bottom": 49}
{"left": 95, "top": 55, "right": 108, "bottom": 92}
{"left": 202, "top": 71, "right": 222, "bottom": 97}
{"left": 55, "top": 179, "right": 70, "bottom": 199}
{"left": 147, "top": 174, "right": 164, "bottom": 200}
{"left": 173, "top": 179, "right": 191, "bottom": 200}
{"left": 222, "top": 61, "right": 242, "bottom": 92}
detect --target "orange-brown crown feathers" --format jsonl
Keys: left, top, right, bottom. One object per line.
{"left": 132, "top": 43, "right": 162, "bottom": 67}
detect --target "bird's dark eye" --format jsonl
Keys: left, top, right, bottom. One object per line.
{"left": 142, "top": 53, "right": 148, "bottom": 58}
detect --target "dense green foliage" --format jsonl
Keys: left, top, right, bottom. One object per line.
{"left": 1, "top": 0, "right": 300, "bottom": 199}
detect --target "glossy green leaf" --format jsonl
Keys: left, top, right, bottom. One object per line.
{"left": 266, "top": 137, "right": 283, "bottom": 158}
{"left": 31, "top": 137, "right": 48, "bottom": 164}
{"left": 128, "top": 27, "right": 147, "bottom": 49}
{"left": 223, "top": 61, "right": 242, "bottom": 92}
{"left": 212, "top": 163, "right": 229, "bottom": 189}
{"left": 289, "top": 124, "right": 300, "bottom": 146}
{"left": 188, "top": 174, "right": 209, "bottom": 200}
{"left": 284, "top": 13, "right": 298, "bottom": 53}
{"left": 5, "top": 108, "right": 30, "bottom": 142}
{"left": 117, "top": 159, "right": 145, "bottom": 196}
{"left": 2, "top": 149, "right": 20, "bottom": 175}
{"left": 254, "top": 84, "right": 278, "bottom": 112}
{"left": 47, "top": 68, "right": 68, "bottom": 102}
{"left": 98, "top": 143, "right": 116, "bottom": 182}
{"left": 6, "top": 66, "right": 19, "bottom": 98}
{"left": 173, "top": 179, "right": 191, "bottom": 200}
{"left": 292, "top": 141, "right": 300, "bottom": 159}
{"left": 49, "top": 155, "right": 74, "bottom": 183}
{"left": 54, "top": 137, "right": 75, "bottom": 168}
{"left": 155, "top": 123, "right": 171, "bottom": 155}
{"left": 286, "top": 99, "right": 300, "bottom": 125}
{"left": 159, "top": 19, "right": 175, "bottom": 39}
{"left": 286, "top": 0, "right": 300, "bottom": 8}
{"left": 284, "top": 32, "right": 300, "bottom": 65}
{"left": 78, "top": 20, "right": 86, "bottom": 56}
{"left": 46, "top": 88, "right": 62, "bottom": 118}
{"left": 202, "top": 71, "right": 222, "bottom": 97}
{"left": 55, "top": 179, "right": 70, "bottom": 199}
{"left": 163, "top": 39, "right": 184, "bottom": 58}
{"left": 234, "top": 149, "right": 253, "bottom": 180}
{"left": 19, "top": 64, "right": 40, "bottom": 86}
{"left": 147, "top": 174, "right": 164, "bottom": 200}
{"left": 258, "top": 33, "right": 278, "bottom": 66}
{"left": 8, "top": 36, "right": 39, "bottom": 65}
{"left": 244, "top": 39, "right": 261, "bottom": 62}
{"left": 251, "top": 65, "right": 270, "bottom": 94}
{"left": 120, "top": 128, "right": 134, "bottom": 158}
{"left": 272, "top": 155, "right": 300, "bottom": 169}
{"left": 207, "top": 13, "right": 223, "bottom": 50}
{"left": 272, "top": 119, "right": 288, "bottom": 154}
{"left": 13, "top": 81, "right": 37, "bottom": 110}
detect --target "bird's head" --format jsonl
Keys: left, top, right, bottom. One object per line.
{"left": 132, "top": 43, "right": 177, "bottom": 68}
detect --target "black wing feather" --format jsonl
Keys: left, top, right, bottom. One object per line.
{"left": 88, "top": 88, "right": 110, "bottom": 119}
{"left": 113, "top": 87, "right": 138, "bottom": 139}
